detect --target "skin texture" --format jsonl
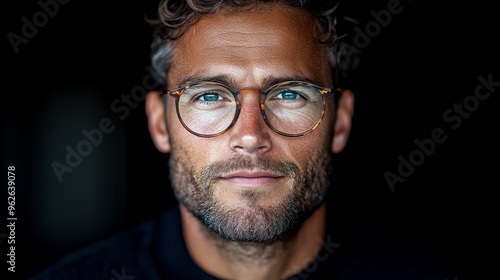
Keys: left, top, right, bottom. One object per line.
{"left": 146, "top": 4, "right": 354, "bottom": 280}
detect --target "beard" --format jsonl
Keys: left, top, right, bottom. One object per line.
{"left": 169, "top": 150, "right": 332, "bottom": 243}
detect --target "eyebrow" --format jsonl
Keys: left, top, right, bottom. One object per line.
{"left": 261, "top": 76, "right": 319, "bottom": 88}
{"left": 177, "top": 75, "right": 236, "bottom": 89}
{"left": 175, "top": 74, "right": 321, "bottom": 90}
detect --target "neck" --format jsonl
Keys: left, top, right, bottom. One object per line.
{"left": 180, "top": 203, "right": 326, "bottom": 280}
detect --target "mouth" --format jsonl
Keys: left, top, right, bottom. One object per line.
{"left": 220, "top": 170, "right": 283, "bottom": 187}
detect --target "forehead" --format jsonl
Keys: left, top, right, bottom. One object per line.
{"left": 168, "top": 4, "right": 331, "bottom": 87}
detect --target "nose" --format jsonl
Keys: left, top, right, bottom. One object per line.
{"left": 228, "top": 89, "right": 272, "bottom": 155}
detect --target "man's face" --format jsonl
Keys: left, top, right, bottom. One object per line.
{"left": 165, "top": 5, "right": 336, "bottom": 242}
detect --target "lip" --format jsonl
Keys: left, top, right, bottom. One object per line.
{"left": 222, "top": 170, "right": 281, "bottom": 179}
{"left": 220, "top": 170, "right": 283, "bottom": 186}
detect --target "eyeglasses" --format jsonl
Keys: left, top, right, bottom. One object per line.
{"left": 162, "top": 81, "right": 338, "bottom": 138}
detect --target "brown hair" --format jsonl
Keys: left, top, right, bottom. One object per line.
{"left": 148, "top": 0, "right": 341, "bottom": 86}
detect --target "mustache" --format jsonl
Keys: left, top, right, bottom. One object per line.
{"left": 200, "top": 156, "right": 300, "bottom": 180}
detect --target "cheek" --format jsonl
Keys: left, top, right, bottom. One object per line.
{"left": 274, "top": 130, "right": 333, "bottom": 169}
{"left": 167, "top": 107, "right": 222, "bottom": 168}
{"left": 166, "top": 102, "right": 196, "bottom": 159}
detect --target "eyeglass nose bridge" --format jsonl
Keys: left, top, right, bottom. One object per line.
{"left": 233, "top": 88, "right": 265, "bottom": 102}
{"left": 230, "top": 87, "right": 269, "bottom": 128}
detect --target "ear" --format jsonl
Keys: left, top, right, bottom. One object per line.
{"left": 332, "top": 89, "right": 355, "bottom": 153}
{"left": 145, "top": 91, "right": 171, "bottom": 153}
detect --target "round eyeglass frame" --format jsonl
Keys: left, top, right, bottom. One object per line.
{"left": 162, "top": 81, "right": 339, "bottom": 138}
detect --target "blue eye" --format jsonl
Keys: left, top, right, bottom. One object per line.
{"left": 277, "top": 90, "right": 299, "bottom": 100}
{"left": 198, "top": 92, "right": 221, "bottom": 102}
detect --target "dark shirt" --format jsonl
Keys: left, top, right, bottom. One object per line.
{"left": 30, "top": 204, "right": 453, "bottom": 280}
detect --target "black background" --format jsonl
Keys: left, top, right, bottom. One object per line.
{"left": 2, "top": 0, "right": 498, "bottom": 279}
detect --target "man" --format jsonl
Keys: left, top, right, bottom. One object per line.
{"left": 31, "top": 0, "right": 452, "bottom": 279}
{"left": 145, "top": 0, "right": 353, "bottom": 279}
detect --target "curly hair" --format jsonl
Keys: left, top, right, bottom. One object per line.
{"left": 147, "top": 0, "right": 342, "bottom": 86}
